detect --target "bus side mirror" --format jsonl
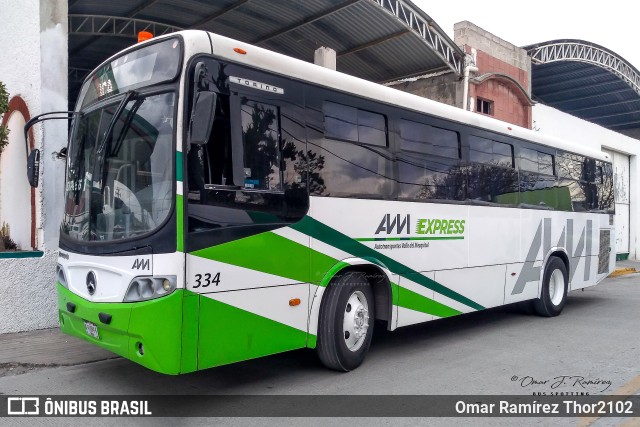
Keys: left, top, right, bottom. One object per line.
{"left": 188, "top": 91, "right": 217, "bottom": 145}
{"left": 27, "top": 149, "right": 40, "bottom": 187}
{"left": 22, "top": 110, "right": 77, "bottom": 188}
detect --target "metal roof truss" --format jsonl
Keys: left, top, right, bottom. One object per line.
{"left": 69, "top": 14, "right": 183, "bottom": 38}
{"left": 373, "top": 0, "right": 462, "bottom": 74}
{"left": 529, "top": 41, "right": 640, "bottom": 97}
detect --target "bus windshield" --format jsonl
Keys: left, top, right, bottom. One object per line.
{"left": 79, "top": 37, "right": 182, "bottom": 109}
{"left": 61, "top": 91, "right": 175, "bottom": 242}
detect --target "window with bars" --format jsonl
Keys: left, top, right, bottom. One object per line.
{"left": 476, "top": 98, "right": 494, "bottom": 115}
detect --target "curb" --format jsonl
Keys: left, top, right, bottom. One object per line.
{"left": 608, "top": 268, "right": 637, "bottom": 278}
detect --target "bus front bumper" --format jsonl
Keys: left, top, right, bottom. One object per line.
{"left": 57, "top": 283, "right": 185, "bottom": 375}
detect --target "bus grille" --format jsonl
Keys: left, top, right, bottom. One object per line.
{"left": 598, "top": 230, "right": 611, "bottom": 274}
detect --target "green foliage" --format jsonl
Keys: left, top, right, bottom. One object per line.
{"left": 0, "top": 222, "right": 18, "bottom": 251}
{"left": 0, "top": 81, "right": 9, "bottom": 154}
{"left": 0, "top": 126, "right": 8, "bottom": 153}
{"left": 0, "top": 81, "right": 8, "bottom": 113}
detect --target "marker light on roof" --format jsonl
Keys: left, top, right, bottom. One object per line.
{"left": 234, "top": 47, "right": 247, "bottom": 55}
{"left": 138, "top": 31, "right": 153, "bottom": 43}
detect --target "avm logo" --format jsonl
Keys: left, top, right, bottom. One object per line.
{"left": 131, "top": 258, "right": 150, "bottom": 270}
{"left": 375, "top": 214, "right": 411, "bottom": 235}
{"left": 513, "top": 218, "right": 593, "bottom": 295}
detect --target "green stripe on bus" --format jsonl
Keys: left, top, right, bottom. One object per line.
{"left": 307, "top": 334, "right": 317, "bottom": 349}
{"left": 190, "top": 228, "right": 466, "bottom": 316}
{"left": 320, "top": 261, "right": 351, "bottom": 287}
{"left": 355, "top": 237, "right": 464, "bottom": 242}
{"left": 290, "top": 216, "right": 484, "bottom": 311}
{"left": 398, "top": 286, "right": 461, "bottom": 318}
{"left": 176, "top": 151, "right": 183, "bottom": 182}
{"left": 198, "top": 295, "right": 308, "bottom": 369}
{"left": 176, "top": 194, "right": 184, "bottom": 252}
{"left": 180, "top": 290, "right": 200, "bottom": 374}
{"left": 191, "top": 231, "right": 336, "bottom": 284}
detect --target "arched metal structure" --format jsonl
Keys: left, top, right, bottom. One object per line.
{"left": 69, "top": 15, "right": 183, "bottom": 39}
{"left": 527, "top": 40, "right": 640, "bottom": 97}
{"left": 68, "top": 0, "right": 465, "bottom": 106}
{"left": 372, "top": 0, "right": 463, "bottom": 75}
{"left": 525, "top": 40, "right": 640, "bottom": 133}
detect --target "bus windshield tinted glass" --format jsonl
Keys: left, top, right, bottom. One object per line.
{"left": 79, "top": 38, "right": 181, "bottom": 108}
{"left": 62, "top": 92, "right": 175, "bottom": 242}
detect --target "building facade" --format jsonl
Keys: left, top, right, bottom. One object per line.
{"left": 0, "top": 0, "right": 68, "bottom": 333}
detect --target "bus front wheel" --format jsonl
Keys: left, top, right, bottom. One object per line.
{"left": 317, "top": 272, "right": 375, "bottom": 371}
{"left": 533, "top": 257, "right": 568, "bottom": 317}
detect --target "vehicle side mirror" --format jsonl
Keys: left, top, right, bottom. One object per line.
{"left": 188, "top": 91, "right": 217, "bottom": 145}
{"left": 27, "top": 149, "right": 40, "bottom": 187}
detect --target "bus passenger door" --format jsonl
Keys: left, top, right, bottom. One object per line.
{"left": 183, "top": 60, "right": 310, "bottom": 369}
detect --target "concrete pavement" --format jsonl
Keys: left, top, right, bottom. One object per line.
{"left": 0, "top": 327, "right": 115, "bottom": 377}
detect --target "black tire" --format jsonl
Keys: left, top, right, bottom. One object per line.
{"left": 533, "top": 257, "right": 568, "bottom": 317}
{"left": 316, "top": 272, "right": 375, "bottom": 371}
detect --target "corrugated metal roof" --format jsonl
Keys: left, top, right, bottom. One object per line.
{"left": 68, "top": 0, "right": 465, "bottom": 104}
{"left": 526, "top": 40, "right": 640, "bottom": 134}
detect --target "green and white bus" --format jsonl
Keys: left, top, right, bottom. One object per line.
{"left": 28, "top": 30, "right": 615, "bottom": 374}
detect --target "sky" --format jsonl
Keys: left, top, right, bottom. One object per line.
{"left": 411, "top": 0, "right": 640, "bottom": 70}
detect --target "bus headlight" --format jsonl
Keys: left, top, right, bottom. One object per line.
{"left": 56, "top": 264, "right": 68, "bottom": 288}
{"left": 124, "top": 276, "right": 177, "bottom": 302}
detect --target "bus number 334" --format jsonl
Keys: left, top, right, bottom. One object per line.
{"left": 193, "top": 273, "right": 221, "bottom": 288}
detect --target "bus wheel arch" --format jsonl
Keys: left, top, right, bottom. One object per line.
{"left": 549, "top": 250, "right": 570, "bottom": 278}
{"left": 319, "top": 262, "right": 393, "bottom": 328}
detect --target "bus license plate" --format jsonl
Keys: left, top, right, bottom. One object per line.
{"left": 84, "top": 321, "right": 100, "bottom": 339}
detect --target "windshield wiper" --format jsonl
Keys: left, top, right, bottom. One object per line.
{"left": 110, "top": 98, "right": 144, "bottom": 158}
{"left": 95, "top": 90, "right": 137, "bottom": 158}
{"left": 72, "top": 132, "right": 88, "bottom": 205}
{"left": 93, "top": 91, "right": 138, "bottom": 195}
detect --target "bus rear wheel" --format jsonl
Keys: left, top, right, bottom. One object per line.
{"left": 317, "top": 272, "right": 375, "bottom": 371}
{"left": 533, "top": 257, "right": 568, "bottom": 317}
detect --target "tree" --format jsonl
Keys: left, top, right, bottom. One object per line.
{"left": 0, "top": 81, "right": 9, "bottom": 154}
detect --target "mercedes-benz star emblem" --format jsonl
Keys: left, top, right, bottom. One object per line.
{"left": 86, "top": 271, "right": 97, "bottom": 296}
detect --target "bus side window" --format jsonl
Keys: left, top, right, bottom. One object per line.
{"left": 596, "top": 161, "right": 615, "bottom": 213}
{"left": 323, "top": 101, "right": 387, "bottom": 147}
{"left": 207, "top": 93, "right": 234, "bottom": 187}
{"left": 398, "top": 120, "right": 460, "bottom": 159}
{"left": 557, "top": 152, "right": 588, "bottom": 212}
{"left": 238, "top": 99, "right": 282, "bottom": 191}
{"left": 311, "top": 100, "right": 392, "bottom": 198}
{"left": 517, "top": 147, "right": 558, "bottom": 209}
{"left": 396, "top": 152, "right": 466, "bottom": 202}
{"left": 395, "top": 119, "right": 464, "bottom": 202}
{"left": 187, "top": 92, "right": 234, "bottom": 196}
{"left": 468, "top": 136, "right": 518, "bottom": 205}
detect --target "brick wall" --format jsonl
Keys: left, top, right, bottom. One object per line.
{"left": 455, "top": 21, "right": 533, "bottom": 129}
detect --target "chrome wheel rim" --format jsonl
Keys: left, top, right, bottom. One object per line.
{"left": 549, "top": 269, "right": 564, "bottom": 306}
{"left": 343, "top": 291, "right": 370, "bottom": 352}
